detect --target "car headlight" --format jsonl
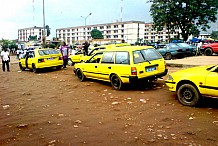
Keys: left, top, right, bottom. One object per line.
{"left": 167, "top": 75, "right": 173, "bottom": 80}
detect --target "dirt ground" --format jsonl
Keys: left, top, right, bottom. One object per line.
{"left": 0, "top": 63, "right": 218, "bottom": 146}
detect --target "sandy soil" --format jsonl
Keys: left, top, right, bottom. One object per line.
{"left": 0, "top": 64, "right": 218, "bottom": 146}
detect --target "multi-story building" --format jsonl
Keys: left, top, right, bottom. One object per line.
{"left": 56, "top": 21, "right": 179, "bottom": 45}
{"left": 18, "top": 26, "right": 44, "bottom": 42}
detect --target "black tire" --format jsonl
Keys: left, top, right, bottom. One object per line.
{"left": 68, "top": 58, "right": 74, "bottom": 66}
{"left": 165, "top": 53, "right": 172, "bottom": 60}
{"left": 177, "top": 84, "right": 201, "bottom": 107}
{"left": 204, "top": 48, "right": 213, "bottom": 56}
{"left": 32, "top": 64, "right": 38, "bottom": 73}
{"left": 76, "top": 69, "right": 86, "bottom": 81}
{"left": 110, "top": 74, "right": 123, "bottom": 90}
{"left": 56, "top": 65, "right": 62, "bottom": 70}
{"left": 19, "top": 63, "right": 25, "bottom": 71}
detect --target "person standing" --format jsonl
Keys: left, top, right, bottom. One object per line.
{"left": 1, "top": 48, "right": 10, "bottom": 72}
{"left": 60, "top": 42, "right": 69, "bottom": 69}
{"left": 83, "top": 41, "right": 90, "bottom": 55}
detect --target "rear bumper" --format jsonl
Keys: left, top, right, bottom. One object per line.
{"left": 129, "top": 69, "right": 168, "bottom": 83}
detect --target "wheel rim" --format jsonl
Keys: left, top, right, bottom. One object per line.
{"left": 180, "top": 88, "right": 195, "bottom": 103}
{"left": 165, "top": 53, "right": 171, "bottom": 60}
{"left": 205, "top": 49, "right": 212, "bottom": 56}
{"left": 77, "top": 70, "right": 83, "bottom": 80}
{"left": 111, "top": 76, "right": 120, "bottom": 88}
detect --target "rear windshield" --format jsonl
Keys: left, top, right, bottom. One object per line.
{"left": 133, "top": 48, "right": 162, "bottom": 64}
{"left": 38, "top": 49, "right": 59, "bottom": 56}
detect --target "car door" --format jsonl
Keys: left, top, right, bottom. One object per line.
{"left": 204, "top": 67, "right": 218, "bottom": 97}
{"left": 98, "top": 52, "right": 115, "bottom": 80}
{"left": 83, "top": 52, "right": 103, "bottom": 79}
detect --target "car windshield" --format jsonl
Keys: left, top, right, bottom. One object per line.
{"left": 206, "top": 65, "right": 218, "bottom": 71}
{"left": 133, "top": 48, "right": 162, "bottom": 64}
{"left": 38, "top": 49, "right": 59, "bottom": 56}
{"left": 176, "top": 43, "right": 190, "bottom": 47}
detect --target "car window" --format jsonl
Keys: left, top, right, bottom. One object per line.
{"left": 87, "top": 52, "right": 103, "bottom": 63}
{"left": 176, "top": 43, "right": 190, "bottom": 47}
{"left": 133, "top": 48, "right": 162, "bottom": 64}
{"left": 115, "top": 51, "right": 129, "bottom": 64}
{"left": 38, "top": 49, "right": 59, "bottom": 56}
{"left": 101, "top": 52, "right": 114, "bottom": 64}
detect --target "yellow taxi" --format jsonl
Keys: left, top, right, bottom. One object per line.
{"left": 19, "top": 48, "right": 63, "bottom": 73}
{"left": 74, "top": 46, "right": 168, "bottom": 90}
{"left": 165, "top": 65, "right": 218, "bottom": 106}
{"left": 68, "top": 43, "right": 131, "bottom": 66}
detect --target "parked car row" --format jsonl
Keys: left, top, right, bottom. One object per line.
{"left": 18, "top": 45, "right": 218, "bottom": 107}
{"left": 155, "top": 43, "right": 197, "bottom": 60}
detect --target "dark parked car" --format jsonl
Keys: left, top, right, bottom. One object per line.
{"left": 155, "top": 43, "right": 187, "bottom": 60}
{"left": 175, "top": 43, "right": 197, "bottom": 56}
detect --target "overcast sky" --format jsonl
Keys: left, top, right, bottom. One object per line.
{"left": 0, "top": 0, "right": 153, "bottom": 40}
{"left": 0, "top": 0, "right": 217, "bottom": 40}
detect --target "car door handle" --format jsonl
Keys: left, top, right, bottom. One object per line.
{"left": 108, "top": 67, "right": 111, "bottom": 69}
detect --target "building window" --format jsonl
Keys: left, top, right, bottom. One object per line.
{"left": 100, "top": 26, "right": 104, "bottom": 29}
{"left": 107, "top": 26, "right": 111, "bottom": 29}
{"left": 114, "top": 35, "right": 118, "bottom": 38}
{"left": 114, "top": 25, "right": 118, "bottom": 28}
{"left": 114, "top": 30, "right": 118, "bottom": 33}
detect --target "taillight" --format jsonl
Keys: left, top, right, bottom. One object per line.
{"left": 38, "top": 59, "right": 45, "bottom": 63}
{"left": 59, "top": 56, "right": 63, "bottom": 60}
{"left": 131, "top": 67, "right": 137, "bottom": 75}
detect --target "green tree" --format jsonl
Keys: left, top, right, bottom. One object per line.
{"left": 148, "top": 0, "right": 218, "bottom": 41}
{"left": 45, "top": 25, "right": 50, "bottom": 36}
{"left": 28, "top": 35, "right": 37, "bottom": 41}
{"left": 211, "top": 31, "right": 218, "bottom": 40}
{"left": 91, "top": 29, "right": 104, "bottom": 39}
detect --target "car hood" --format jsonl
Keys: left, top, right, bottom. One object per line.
{"left": 170, "top": 65, "right": 214, "bottom": 77}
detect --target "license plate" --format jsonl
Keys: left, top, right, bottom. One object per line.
{"left": 47, "top": 58, "right": 54, "bottom": 60}
{"left": 146, "top": 66, "right": 156, "bottom": 72}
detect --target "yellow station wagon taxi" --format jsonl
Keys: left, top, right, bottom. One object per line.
{"left": 165, "top": 65, "right": 218, "bottom": 106}
{"left": 19, "top": 48, "right": 63, "bottom": 73}
{"left": 74, "top": 46, "right": 168, "bottom": 90}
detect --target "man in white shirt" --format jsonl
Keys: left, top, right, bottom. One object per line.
{"left": 1, "top": 48, "right": 10, "bottom": 72}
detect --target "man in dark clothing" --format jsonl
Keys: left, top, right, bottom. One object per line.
{"left": 83, "top": 41, "right": 90, "bottom": 56}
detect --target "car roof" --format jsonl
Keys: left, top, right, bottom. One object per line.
{"left": 102, "top": 46, "right": 154, "bottom": 51}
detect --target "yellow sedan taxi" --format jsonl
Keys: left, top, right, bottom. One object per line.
{"left": 74, "top": 46, "right": 168, "bottom": 90}
{"left": 165, "top": 65, "right": 218, "bottom": 106}
{"left": 19, "top": 48, "right": 63, "bottom": 73}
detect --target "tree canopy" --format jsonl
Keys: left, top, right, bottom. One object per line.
{"left": 91, "top": 29, "right": 104, "bottom": 39}
{"left": 148, "top": 0, "right": 218, "bottom": 41}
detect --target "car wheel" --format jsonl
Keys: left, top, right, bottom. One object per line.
{"left": 76, "top": 69, "right": 86, "bottom": 81}
{"left": 32, "top": 64, "right": 38, "bottom": 73}
{"left": 110, "top": 74, "right": 123, "bottom": 90}
{"left": 165, "top": 53, "right": 172, "bottom": 60}
{"left": 56, "top": 65, "right": 62, "bottom": 70}
{"left": 68, "top": 58, "right": 74, "bottom": 66}
{"left": 19, "top": 63, "right": 25, "bottom": 71}
{"left": 204, "top": 48, "right": 213, "bottom": 56}
{"left": 177, "top": 84, "right": 201, "bottom": 106}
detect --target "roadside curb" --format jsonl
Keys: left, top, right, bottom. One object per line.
{"left": 166, "top": 63, "right": 199, "bottom": 68}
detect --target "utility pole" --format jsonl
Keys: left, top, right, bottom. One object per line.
{"left": 120, "top": 0, "right": 123, "bottom": 22}
{"left": 42, "top": 0, "right": 46, "bottom": 46}
{"left": 81, "top": 13, "right": 92, "bottom": 41}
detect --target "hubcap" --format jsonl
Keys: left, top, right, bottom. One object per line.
{"left": 182, "top": 88, "right": 194, "bottom": 102}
